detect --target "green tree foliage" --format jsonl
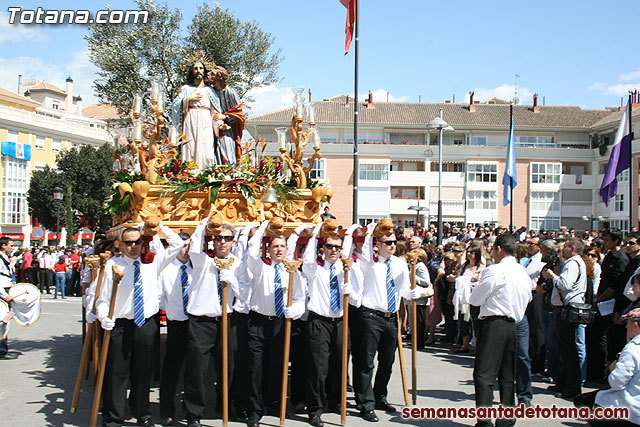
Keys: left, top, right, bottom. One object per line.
{"left": 85, "top": 0, "right": 282, "bottom": 114}
{"left": 85, "top": 0, "right": 184, "bottom": 116}
{"left": 27, "top": 145, "right": 114, "bottom": 232}
{"left": 186, "top": 3, "right": 283, "bottom": 100}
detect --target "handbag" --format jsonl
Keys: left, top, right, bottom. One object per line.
{"left": 559, "top": 260, "right": 595, "bottom": 325}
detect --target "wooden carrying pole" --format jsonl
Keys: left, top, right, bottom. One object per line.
{"left": 396, "top": 314, "right": 410, "bottom": 406}
{"left": 214, "top": 257, "right": 235, "bottom": 427}
{"left": 90, "top": 265, "right": 124, "bottom": 427}
{"left": 340, "top": 257, "right": 353, "bottom": 426}
{"left": 408, "top": 253, "right": 418, "bottom": 405}
{"left": 279, "top": 259, "right": 302, "bottom": 426}
{"left": 70, "top": 253, "right": 110, "bottom": 413}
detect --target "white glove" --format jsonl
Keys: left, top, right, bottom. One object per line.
{"left": 218, "top": 269, "right": 237, "bottom": 287}
{"left": 294, "top": 225, "right": 310, "bottom": 235}
{"left": 241, "top": 224, "right": 253, "bottom": 236}
{"left": 101, "top": 316, "right": 115, "bottom": 331}
{"left": 86, "top": 311, "right": 98, "bottom": 323}
{"left": 340, "top": 282, "right": 353, "bottom": 296}
{"left": 366, "top": 221, "right": 377, "bottom": 234}
{"left": 345, "top": 223, "right": 360, "bottom": 235}
{"left": 200, "top": 216, "right": 211, "bottom": 225}
{"left": 312, "top": 223, "right": 323, "bottom": 236}
{"left": 283, "top": 306, "right": 298, "bottom": 319}
{"left": 409, "top": 288, "right": 427, "bottom": 300}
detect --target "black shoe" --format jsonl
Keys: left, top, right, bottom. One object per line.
{"left": 160, "top": 417, "right": 174, "bottom": 427}
{"left": 361, "top": 410, "right": 379, "bottom": 422}
{"left": 547, "top": 384, "right": 562, "bottom": 392}
{"left": 557, "top": 391, "right": 580, "bottom": 400}
{"left": 186, "top": 419, "right": 201, "bottom": 427}
{"left": 347, "top": 384, "right": 354, "bottom": 392}
{"left": 0, "top": 353, "right": 18, "bottom": 360}
{"left": 518, "top": 400, "right": 532, "bottom": 408}
{"left": 375, "top": 399, "right": 396, "bottom": 413}
{"left": 137, "top": 419, "right": 154, "bottom": 427}
{"left": 246, "top": 414, "right": 260, "bottom": 427}
{"left": 309, "top": 415, "right": 324, "bottom": 427}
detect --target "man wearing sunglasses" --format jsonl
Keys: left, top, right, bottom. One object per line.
{"left": 244, "top": 220, "right": 305, "bottom": 427}
{"left": 95, "top": 220, "right": 185, "bottom": 427}
{"left": 352, "top": 220, "right": 427, "bottom": 422}
{"left": 182, "top": 218, "right": 248, "bottom": 427}
{"left": 294, "top": 222, "right": 362, "bottom": 427}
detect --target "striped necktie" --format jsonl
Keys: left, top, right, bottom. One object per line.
{"left": 274, "top": 264, "right": 284, "bottom": 318}
{"left": 329, "top": 263, "right": 340, "bottom": 313}
{"left": 180, "top": 264, "right": 189, "bottom": 316}
{"left": 385, "top": 258, "right": 396, "bottom": 313}
{"left": 217, "top": 270, "right": 223, "bottom": 306}
{"left": 133, "top": 260, "right": 145, "bottom": 327}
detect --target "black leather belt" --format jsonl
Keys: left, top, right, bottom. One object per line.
{"left": 361, "top": 306, "right": 396, "bottom": 319}
{"left": 250, "top": 310, "right": 282, "bottom": 321}
{"left": 481, "top": 315, "right": 515, "bottom": 323}
{"left": 309, "top": 311, "right": 342, "bottom": 323}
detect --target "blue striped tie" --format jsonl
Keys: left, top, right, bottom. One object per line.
{"left": 385, "top": 259, "right": 396, "bottom": 313}
{"left": 329, "top": 263, "right": 340, "bottom": 313}
{"left": 133, "top": 260, "right": 145, "bottom": 327}
{"left": 180, "top": 264, "right": 189, "bottom": 316}
{"left": 217, "top": 270, "right": 223, "bottom": 306}
{"left": 274, "top": 264, "right": 284, "bottom": 318}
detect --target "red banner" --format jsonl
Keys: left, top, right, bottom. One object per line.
{"left": 0, "top": 233, "right": 25, "bottom": 240}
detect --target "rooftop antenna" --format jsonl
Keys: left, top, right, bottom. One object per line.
{"left": 513, "top": 73, "right": 520, "bottom": 105}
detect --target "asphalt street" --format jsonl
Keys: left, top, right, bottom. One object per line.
{"left": 0, "top": 295, "right": 591, "bottom": 427}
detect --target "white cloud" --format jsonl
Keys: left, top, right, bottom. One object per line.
{"left": 589, "top": 82, "right": 640, "bottom": 96}
{"left": 588, "top": 82, "right": 607, "bottom": 92}
{"left": 245, "top": 84, "right": 296, "bottom": 118}
{"left": 64, "top": 49, "right": 100, "bottom": 106}
{"left": 619, "top": 69, "right": 640, "bottom": 82}
{"left": 361, "top": 89, "right": 410, "bottom": 103}
{"left": 467, "top": 84, "right": 534, "bottom": 105}
{"left": 0, "top": 12, "right": 48, "bottom": 44}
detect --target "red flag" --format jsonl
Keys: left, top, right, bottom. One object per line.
{"left": 340, "top": 0, "right": 356, "bottom": 54}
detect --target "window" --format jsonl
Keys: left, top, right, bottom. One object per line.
{"left": 453, "top": 137, "right": 464, "bottom": 146}
{"left": 610, "top": 219, "right": 628, "bottom": 232}
{"left": 35, "top": 136, "right": 45, "bottom": 150}
{"left": 531, "top": 216, "right": 560, "bottom": 231}
{"left": 530, "top": 192, "right": 561, "bottom": 212}
{"left": 615, "top": 194, "right": 624, "bottom": 212}
{"left": 52, "top": 139, "right": 61, "bottom": 152}
{"left": 358, "top": 216, "right": 384, "bottom": 226}
{"left": 516, "top": 136, "right": 554, "bottom": 147}
{"left": 618, "top": 169, "right": 629, "bottom": 183}
{"left": 531, "top": 162, "right": 561, "bottom": 184}
{"left": 452, "top": 163, "right": 465, "bottom": 172}
{"left": 467, "top": 191, "right": 497, "bottom": 210}
{"left": 431, "top": 162, "right": 465, "bottom": 172}
{"left": 8, "top": 130, "right": 18, "bottom": 143}
{"left": 52, "top": 102, "right": 60, "bottom": 110}
{"left": 467, "top": 164, "right": 497, "bottom": 183}
{"left": 307, "top": 159, "right": 325, "bottom": 180}
{"left": 359, "top": 163, "right": 388, "bottom": 181}
{"left": 470, "top": 136, "right": 487, "bottom": 146}
{"left": 1, "top": 157, "right": 28, "bottom": 224}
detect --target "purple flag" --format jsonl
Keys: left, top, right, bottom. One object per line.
{"left": 600, "top": 102, "right": 631, "bottom": 206}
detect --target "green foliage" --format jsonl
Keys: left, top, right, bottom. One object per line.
{"left": 27, "top": 166, "right": 64, "bottom": 230}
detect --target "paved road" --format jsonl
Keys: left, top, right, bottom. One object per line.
{"left": 0, "top": 295, "right": 591, "bottom": 426}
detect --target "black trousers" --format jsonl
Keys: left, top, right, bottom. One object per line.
{"left": 246, "top": 311, "right": 285, "bottom": 417}
{"left": 414, "top": 304, "right": 427, "bottom": 349}
{"left": 553, "top": 308, "right": 581, "bottom": 395}
{"left": 352, "top": 308, "right": 397, "bottom": 412}
{"left": 473, "top": 317, "right": 516, "bottom": 427}
{"left": 159, "top": 319, "right": 189, "bottom": 419}
{"left": 290, "top": 319, "right": 307, "bottom": 407}
{"left": 183, "top": 315, "right": 234, "bottom": 420}
{"left": 305, "top": 312, "right": 343, "bottom": 416}
{"left": 102, "top": 316, "right": 158, "bottom": 424}
{"left": 586, "top": 312, "right": 609, "bottom": 382}
{"left": 37, "top": 269, "right": 50, "bottom": 293}
{"left": 231, "top": 312, "right": 250, "bottom": 414}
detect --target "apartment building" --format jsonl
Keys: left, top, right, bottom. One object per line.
{"left": 0, "top": 79, "right": 112, "bottom": 246}
{"left": 247, "top": 94, "right": 640, "bottom": 231}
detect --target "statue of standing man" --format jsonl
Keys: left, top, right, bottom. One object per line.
{"left": 207, "top": 66, "right": 245, "bottom": 165}
{"left": 170, "top": 59, "right": 224, "bottom": 168}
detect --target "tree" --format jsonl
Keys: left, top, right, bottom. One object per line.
{"left": 186, "top": 3, "right": 284, "bottom": 100}
{"left": 27, "top": 166, "right": 64, "bottom": 230}
{"left": 85, "top": 0, "right": 184, "bottom": 116}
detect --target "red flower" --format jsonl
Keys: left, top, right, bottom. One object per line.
{"left": 167, "top": 172, "right": 174, "bottom": 178}
{"left": 177, "top": 174, "right": 184, "bottom": 180}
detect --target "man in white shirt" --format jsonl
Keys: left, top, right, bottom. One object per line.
{"left": 352, "top": 220, "right": 425, "bottom": 422}
{"left": 182, "top": 219, "right": 247, "bottom": 427}
{"left": 0, "top": 237, "right": 16, "bottom": 358}
{"left": 470, "top": 233, "right": 533, "bottom": 427}
{"left": 37, "top": 248, "right": 51, "bottom": 294}
{"left": 157, "top": 232, "right": 191, "bottom": 427}
{"left": 244, "top": 220, "right": 305, "bottom": 427}
{"left": 96, "top": 221, "right": 184, "bottom": 427}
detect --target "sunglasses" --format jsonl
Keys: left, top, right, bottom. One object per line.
{"left": 122, "top": 238, "right": 142, "bottom": 246}
{"left": 324, "top": 244, "right": 342, "bottom": 251}
{"left": 213, "top": 235, "right": 234, "bottom": 242}
{"left": 624, "top": 241, "right": 638, "bottom": 246}
{"left": 587, "top": 253, "right": 598, "bottom": 258}
{"left": 379, "top": 240, "right": 397, "bottom": 246}
{"left": 453, "top": 249, "right": 463, "bottom": 254}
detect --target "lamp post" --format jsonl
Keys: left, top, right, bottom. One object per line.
{"left": 582, "top": 214, "right": 604, "bottom": 232}
{"left": 428, "top": 109, "right": 454, "bottom": 245}
{"left": 53, "top": 186, "right": 64, "bottom": 246}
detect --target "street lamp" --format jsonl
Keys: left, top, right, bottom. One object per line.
{"left": 582, "top": 214, "right": 604, "bottom": 232}
{"left": 408, "top": 205, "right": 428, "bottom": 227}
{"left": 53, "top": 186, "right": 64, "bottom": 246}
{"left": 428, "top": 109, "right": 454, "bottom": 244}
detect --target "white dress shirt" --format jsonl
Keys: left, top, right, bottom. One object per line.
{"left": 245, "top": 221, "right": 305, "bottom": 318}
{"left": 0, "top": 252, "right": 13, "bottom": 297}
{"left": 302, "top": 235, "right": 361, "bottom": 318}
{"left": 357, "top": 233, "right": 412, "bottom": 314}
{"left": 469, "top": 256, "right": 533, "bottom": 322}
{"left": 159, "top": 258, "right": 192, "bottom": 321}
{"left": 96, "top": 225, "right": 184, "bottom": 321}
{"left": 187, "top": 220, "right": 247, "bottom": 316}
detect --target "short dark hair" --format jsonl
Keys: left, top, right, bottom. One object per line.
{"left": 494, "top": 233, "right": 517, "bottom": 256}
{"left": 603, "top": 228, "right": 623, "bottom": 245}
{"left": 178, "top": 232, "right": 191, "bottom": 241}
{"left": 627, "top": 232, "right": 640, "bottom": 241}
{"left": 120, "top": 227, "right": 140, "bottom": 241}
{"left": 565, "top": 237, "right": 585, "bottom": 254}
{"left": 0, "top": 237, "right": 13, "bottom": 248}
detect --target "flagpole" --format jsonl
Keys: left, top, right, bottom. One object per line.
{"left": 629, "top": 92, "right": 634, "bottom": 233}
{"left": 509, "top": 104, "right": 514, "bottom": 230}
{"left": 352, "top": 0, "right": 359, "bottom": 224}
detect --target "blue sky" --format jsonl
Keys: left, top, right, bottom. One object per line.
{"left": 1, "top": 0, "right": 639, "bottom": 116}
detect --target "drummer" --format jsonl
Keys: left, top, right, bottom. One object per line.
{"left": 0, "top": 237, "right": 16, "bottom": 359}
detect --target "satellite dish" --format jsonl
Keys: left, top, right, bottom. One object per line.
{"left": 512, "top": 97, "right": 520, "bottom": 105}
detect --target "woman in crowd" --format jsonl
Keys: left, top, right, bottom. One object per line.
{"left": 425, "top": 245, "right": 444, "bottom": 345}
{"left": 453, "top": 241, "right": 486, "bottom": 353}
{"left": 409, "top": 247, "right": 433, "bottom": 349}
{"left": 53, "top": 255, "right": 68, "bottom": 299}
{"left": 438, "top": 251, "right": 459, "bottom": 344}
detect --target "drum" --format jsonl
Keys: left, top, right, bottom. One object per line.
{"left": 8, "top": 283, "right": 41, "bottom": 326}
{"left": 0, "top": 299, "right": 10, "bottom": 341}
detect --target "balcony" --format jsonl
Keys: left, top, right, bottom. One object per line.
{"left": 561, "top": 174, "right": 596, "bottom": 188}
{"left": 389, "top": 170, "right": 465, "bottom": 187}
{"left": 390, "top": 198, "right": 429, "bottom": 214}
